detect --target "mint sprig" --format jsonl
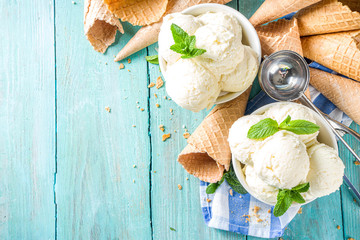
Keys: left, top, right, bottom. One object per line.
{"left": 247, "top": 115, "right": 320, "bottom": 140}
{"left": 145, "top": 55, "right": 159, "bottom": 64}
{"left": 170, "top": 24, "right": 206, "bottom": 59}
{"left": 273, "top": 183, "right": 309, "bottom": 217}
{"left": 206, "top": 165, "right": 247, "bottom": 195}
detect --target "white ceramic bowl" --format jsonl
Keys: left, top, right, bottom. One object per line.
{"left": 232, "top": 102, "right": 338, "bottom": 206}
{"left": 158, "top": 3, "right": 262, "bottom": 105}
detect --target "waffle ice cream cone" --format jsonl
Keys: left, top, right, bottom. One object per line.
{"left": 103, "top": 0, "right": 168, "bottom": 26}
{"left": 310, "top": 68, "right": 360, "bottom": 125}
{"left": 256, "top": 18, "right": 303, "bottom": 57}
{"left": 84, "top": 0, "right": 124, "bottom": 53}
{"left": 249, "top": 0, "right": 321, "bottom": 27}
{"left": 178, "top": 88, "right": 251, "bottom": 183}
{"left": 114, "top": 0, "right": 231, "bottom": 61}
{"left": 295, "top": 0, "right": 360, "bottom": 36}
{"left": 302, "top": 30, "right": 360, "bottom": 82}
{"left": 256, "top": 18, "right": 311, "bottom": 98}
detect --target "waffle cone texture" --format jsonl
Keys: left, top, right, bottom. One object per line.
{"left": 310, "top": 68, "right": 360, "bottom": 125}
{"left": 302, "top": 30, "right": 360, "bottom": 82}
{"left": 178, "top": 88, "right": 251, "bottom": 183}
{"left": 295, "top": 0, "right": 360, "bottom": 36}
{"left": 84, "top": 0, "right": 124, "bottom": 53}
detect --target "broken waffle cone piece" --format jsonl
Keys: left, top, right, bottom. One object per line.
{"left": 178, "top": 88, "right": 251, "bottom": 183}
{"left": 302, "top": 30, "right": 360, "bottom": 82}
{"left": 310, "top": 68, "right": 360, "bottom": 125}
{"left": 295, "top": 0, "right": 360, "bottom": 36}
{"left": 103, "top": 0, "right": 168, "bottom": 26}
{"left": 114, "top": 0, "right": 231, "bottom": 61}
{"left": 84, "top": 0, "right": 124, "bottom": 53}
{"left": 249, "top": 0, "right": 321, "bottom": 27}
{"left": 256, "top": 18, "right": 311, "bottom": 99}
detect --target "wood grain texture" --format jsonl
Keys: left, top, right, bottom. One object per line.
{"left": 0, "top": 0, "right": 55, "bottom": 238}
{"left": 55, "top": 2, "right": 151, "bottom": 239}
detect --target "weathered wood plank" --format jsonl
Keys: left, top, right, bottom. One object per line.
{"left": 0, "top": 0, "right": 55, "bottom": 238}
{"left": 55, "top": 2, "right": 151, "bottom": 239}
{"left": 339, "top": 122, "right": 360, "bottom": 240}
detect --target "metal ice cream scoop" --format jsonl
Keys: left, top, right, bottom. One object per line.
{"left": 258, "top": 50, "right": 360, "bottom": 204}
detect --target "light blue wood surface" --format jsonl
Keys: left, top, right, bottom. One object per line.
{"left": 1, "top": 0, "right": 360, "bottom": 239}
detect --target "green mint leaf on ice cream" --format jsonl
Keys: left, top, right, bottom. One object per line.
{"left": 273, "top": 183, "right": 310, "bottom": 217}
{"left": 248, "top": 115, "right": 320, "bottom": 139}
{"left": 170, "top": 23, "right": 206, "bottom": 59}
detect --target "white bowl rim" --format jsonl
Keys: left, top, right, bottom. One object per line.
{"left": 232, "top": 101, "right": 338, "bottom": 206}
{"left": 158, "top": 3, "right": 262, "bottom": 105}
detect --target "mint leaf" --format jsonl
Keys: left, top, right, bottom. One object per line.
{"left": 274, "top": 190, "right": 292, "bottom": 217}
{"left": 290, "top": 191, "right": 305, "bottom": 204}
{"left": 247, "top": 118, "right": 279, "bottom": 139}
{"left": 171, "top": 23, "right": 189, "bottom": 44}
{"left": 229, "top": 183, "right": 248, "bottom": 194}
{"left": 170, "top": 227, "right": 176, "bottom": 231}
{"left": 169, "top": 24, "right": 206, "bottom": 59}
{"left": 225, "top": 168, "right": 247, "bottom": 194}
{"left": 206, "top": 183, "right": 219, "bottom": 194}
{"left": 279, "top": 119, "right": 320, "bottom": 135}
{"left": 145, "top": 55, "right": 159, "bottom": 64}
{"left": 292, "top": 182, "right": 310, "bottom": 193}
{"left": 279, "top": 115, "right": 291, "bottom": 129}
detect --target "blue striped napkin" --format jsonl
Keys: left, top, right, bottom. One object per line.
{"left": 199, "top": 65, "right": 353, "bottom": 238}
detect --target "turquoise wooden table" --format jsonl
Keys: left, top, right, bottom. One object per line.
{"left": 1, "top": 0, "right": 360, "bottom": 239}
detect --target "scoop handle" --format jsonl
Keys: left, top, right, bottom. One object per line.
{"left": 343, "top": 175, "right": 360, "bottom": 206}
{"left": 300, "top": 93, "right": 360, "bottom": 163}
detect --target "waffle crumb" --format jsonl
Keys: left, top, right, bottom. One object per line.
{"left": 159, "top": 124, "right": 165, "bottom": 132}
{"left": 133, "top": 179, "right": 135, "bottom": 183}
{"left": 164, "top": 96, "right": 167, "bottom": 100}
{"left": 140, "top": 108, "right": 144, "bottom": 111}
{"left": 154, "top": 93, "right": 158, "bottom": 98}
{"left": 337, "top": 225, "right": 341, "bottom": 230}
{"left": 119, "top": 63, "right": 125, "bottom": 69}
{"left": 154, "top": 170, "right": 157, "bottom": 173}
{"left": 355, "top": 161, "right": 360, "bottom": 165}
{"left": 253, "top": 206, "right": 260, "bottom": 214}
{"left": 229, "top": 189, "right": 233, "bottom": 196}
{"left": 186, "top": 177, "right": 189, "bottom": 180}
{"left": 348, "top": 238, "right": 355, "bottom": 240}
{"left": 133, "top": 164, "right": 136, "bottom": 168}
{"left": 105, "top": 106, "right": 111, "bottom": 113}
{"left": 148, "top": 82, "right": 155, "bottom": 88}
{"left": 206, "top": 198, "right": 212, "bottom": 202}
{"left": 155, "top": 103, "right": 160, "bottom": 108}
{"left": 178, "top": 184, "right": 182, "bottom": 190}
{"left": 183, "top": 132, "right": 190, "bottom": 139}
{"left": 127, "top": 69, "right": 131, "bottom": 72}
{"left": 170, "top": 108, "right": 173, "bottom": 114}
{"left": 268, "top": 209, "right": 271, "bottom": 214}
{"left": 127, "top": 58, "right": 131, "bottom": 64}
{"left": 156, "top": 76, "right": 164, "bottom": 89}
{"left": 132, "top": 125, "right": 136, "bottom": 128}
{"left": 257, "top": 219, "right": 263, "bottom": 223}
{"left": 162, "top": 133, "right": 171, "bottom": 141}
{"left": 298, "top": 208, "right": 303, "bottom": 214}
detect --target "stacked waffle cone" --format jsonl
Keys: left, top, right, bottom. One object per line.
{"left": 295, "top": 0, "right": 360, "bottom": 36}
{"left": 302, "top": 30, "right": 360, "bottom": 82}
{"left": 310, "top": 68, "right": 360, "bottom": 125}
{"left": 178, "top": 88, "right": 251, "bottom": 183}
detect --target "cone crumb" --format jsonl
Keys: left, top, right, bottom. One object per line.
{"left": 154, "top": 93, "right": 158, "bottom": 98}
{"left": 148, "top": 82, "right": 155, "bottom": 88}
{"left": 267, "top": 209, "right": 271, "bottom": 214}
{"left": 132, "top": 125, "right": 136, "bottom": 128}
{"left": 119, "top": 63, "right": 125, "bottom": 69}
{"left": 354, "top": 161, "right": 360, "bottom": 166}
{"left": 257, "top": 219, "right": 263, "bottom": 222}
{"left": 155, "top": 103, "right": 160, "bottom": 108}
{"left": 164, "top": 96, "right": 167, "bottom": 100}
{"left": 178, "top": 184, "right": 182, "bottom": 190}
{"left": 170, "top": 108, "right": 173, "bottom": 114}
{"left": 337, "top": 225, "right": 341, "bottom": 230}
{"left": 183, "top": 132, "right": 190, "bottom": 139}
{"left": 140, "top": 108, "right": 144, "bottom": 111}
{"left": 253, "top": 206, "right": 260, "bottom": 213}
{"left": 348, "top": 238, "right": 355, "bottom": 240}
{"left": 127, "top": 58, "right": 131, "bottom": 64}
{"left": 298, "top": 208, "right": 302, "bottom": 214}
{"left": 133, "top": 164, "right": 136, "bottom": 168}
{"left": 156, "top": 76, "right": 164, "bottom": 89}
{"left": 162, "top": 133, "right": 171, "bottom": 141}
{"left": 206, "top": 198, "right": 211, "bottom": 202}
{"left": 186, "top": 177, "right": 189, "bottom": 180}
{"left": 229, "top": 189, "right": 233, "bottom": 196}
{"left": 159, "top": 124, "right": 164, "bottom": 132}
{"left": 105, "top": 106, "right": 111, "bottom": 113}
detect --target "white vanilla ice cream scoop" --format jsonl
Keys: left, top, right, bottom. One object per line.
{"left": 158, "top": 13, "right": 201, "bottom": 65}
{"left": 245, "top": 165, "right": 278, "bottom": 204}
{"left": 194, "top": 23, "right": 245, "bottom": 76}
{"left": 306, "top": 143, "right": 345, "bottom": 198}
{"left": 253, "top": 131, "right": 310, "bottom": 189}
{"left": 228, "top": 115, "right": 267, "bottom": 166}
{"left": 165, "top": 58, "right": 220, "bottom": 112}
{"left": 221, "top": 46, "right": 259, "bottom": 92}
{"left": 263, "top": 103, "right": 319, "bottom": 147}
